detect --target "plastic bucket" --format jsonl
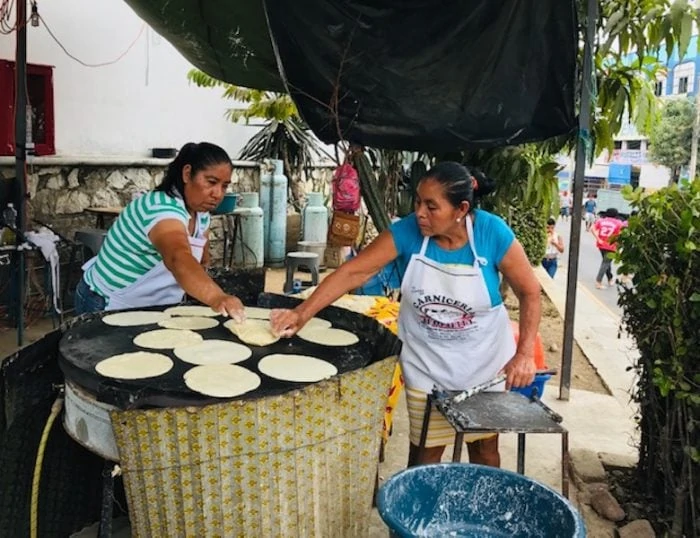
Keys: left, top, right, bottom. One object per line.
{"left": 377, "top": 463, "right": 586, "bottom": 537}
{"left": 214, "top": 193, "right": 238, "bottom": 215}
{"left": 511, "top": 373, "right": 552, "bottom": 399}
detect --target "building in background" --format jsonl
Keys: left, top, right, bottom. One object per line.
{"left": 0, "top": 0, "right": 256, "bottom": 158}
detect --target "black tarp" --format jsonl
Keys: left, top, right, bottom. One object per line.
{"left": 123, "top": 0, "right": 577, "bottom": 151}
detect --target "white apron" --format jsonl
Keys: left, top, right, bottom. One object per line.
{"left": 84, "top": 223, "right": 207, "bottom": 311}
{"left": 397, "top": 215, "right": 516, "bottom": 392}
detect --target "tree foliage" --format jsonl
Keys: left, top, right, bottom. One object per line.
{"left": 617, "top": 181, "right": 700, "bottom": 537}
{"left": 649, "top": 98, "right": 695, "bottom": 181}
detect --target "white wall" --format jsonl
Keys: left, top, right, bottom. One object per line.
{"left": 0, "top": 0, "right": 258, "bottom": 157}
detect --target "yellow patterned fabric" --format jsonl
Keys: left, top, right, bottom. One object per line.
{"left": 111, "top": 356, "right": 397, "bottom": 538}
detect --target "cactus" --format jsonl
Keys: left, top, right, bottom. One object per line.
{"left": 409, "top": 161, "right": 427, "bottom": 206}
{"left": 352, "top": 151, "right": 391, "bottom": 233}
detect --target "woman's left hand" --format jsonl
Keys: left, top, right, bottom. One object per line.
{"left": 502, "top": 351, "right": 536, "bottom": 389}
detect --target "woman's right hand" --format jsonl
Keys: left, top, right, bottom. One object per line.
{"left": 210, "top": 293, "right": 245, "bottom": 322}
{"left": 270, "top": 308, "right": 306, "bottom": 338}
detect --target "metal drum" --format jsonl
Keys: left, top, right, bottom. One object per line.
{"left": 58, "top": 294, "right": 400, "bottom": 537}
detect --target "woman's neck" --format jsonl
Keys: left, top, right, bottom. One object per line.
{"left": 433, "top": 213, "right": 472, "bottom": 250}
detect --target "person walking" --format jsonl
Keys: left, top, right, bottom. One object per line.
{"left": 559, "top": 190, "right": 572, "bottom": 221}
{"left": 591, "top": 207, "right": 625, "bottom": 289}
{"left": 542, "top": 218, "right": 564, "bottom": 278}
{"left": 583, "top": 193, "right": 597, "bottom": 231}
{"left": 271, "top": 161, "right": 540, "bottom": 468}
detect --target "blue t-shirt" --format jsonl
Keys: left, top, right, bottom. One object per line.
{"left": 389, "top": 209, "right": 515, "bottom": 306}
{"left": 584, "top": 199, "right": 597, "bottom": 213}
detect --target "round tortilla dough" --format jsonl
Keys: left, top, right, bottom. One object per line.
{"left": 244, "top": 307, "right": 272, "bottom": 320}
{"left": 102, "top": 311, "right": 171, "bottom": 327}
{"left": 158, "top": 317, "right": 219, "bottom": 330}
{"left": 224, "top": 319, "right": 280, "bottom": 346}
{"left": 184, "top": 364, "right": 261, "bottom": 398}
{"left": 174, "top": 339, "right": 252, "bottom": 365}
{"left": 95, "top": 352, "right": 173, "bottom": 379}
{"left": 164, "top": 305, "right": 220, "bottom": 317}
{"left": 297, "top": 327, "right": 359, "bottom": 346}
{"left": 305, "top": 317, "right": 332, "bottom": 330}
{"left": 258, "top": 354, "right": 338, "bottom": 382}
{"left": 133, "top": 329, "right": 203, "bottom": 349}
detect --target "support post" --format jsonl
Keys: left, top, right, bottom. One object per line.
{"left": 14, "top": 0, "right": 27, "bottom": 347}
{"left": 560, "top": 0, "right": 597, "bottom": 400}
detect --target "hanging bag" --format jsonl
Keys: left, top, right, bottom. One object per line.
{"left": 328, "top": 211, "right": 361, "bottom": 247}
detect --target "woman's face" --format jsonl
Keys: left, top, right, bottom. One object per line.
{"left": 546, "top": 224, "right": 555, "bottom": 234}
{"left": 182, "top": 162, "right": 232, "bottom": 212}
{"left": 414, "top": 178, "right": 468, "bottom": 237}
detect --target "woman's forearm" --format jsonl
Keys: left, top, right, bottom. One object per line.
{"left": 516, "top": 290, "right": 541, "bottom": 358}
{"left": 296, "top": 265, "right": 375, "bottom": 322}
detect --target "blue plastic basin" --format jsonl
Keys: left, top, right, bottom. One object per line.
{"left": 214, "top": 193, "right": 238, "bottom": 214}
{"left": 377, "top": 463, "right": 586, "bottom": 537}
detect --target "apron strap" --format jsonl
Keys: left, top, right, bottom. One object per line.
{"left": 466, "top": 215, "right": 488, "bottom": 267}
{"left": 419, "top": 235, "right": 430, "bottom": 256}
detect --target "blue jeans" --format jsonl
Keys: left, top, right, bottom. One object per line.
{"left": 74, "top": 278, "right": 106, "bottom": 314}
{"left": 542, "top": 258, "right": 558, "bottom": 278}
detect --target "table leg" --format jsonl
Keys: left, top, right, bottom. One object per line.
{"left": 517, "top": 433, "right": 526, "bottom": 474}
{"left": 97, "top": 215, "right": 105, "bottom": 229}
{"left": 222, "top": 216, "right": 230, "bottom": 269}
{"left": 452, "top": 433, "right": 464, "bottom": 462}
{"left": 233, "top": 215, "right": 242, "bottom": 267}
{"left": 417, "top": 397, "right": 432, "bottom": 463}
{"left": 562, "top": 431, "right": 570, "bottom": 498}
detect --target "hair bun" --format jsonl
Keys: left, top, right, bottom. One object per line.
{"left": 467, "top": 168, "right": 497, "bottom": 198}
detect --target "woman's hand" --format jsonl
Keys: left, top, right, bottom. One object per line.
{"left": 502, "top": 351, "right": 536, "bottom": 389}
{"left": 270, "top": 308, "right": 307, "bottom": 337}
{"left": 210, "top": 293, "right": 245, "bottom": 322}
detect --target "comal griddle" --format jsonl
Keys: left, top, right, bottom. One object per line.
{"left": 59, "top": 293, "right": 401, "bottom": 409}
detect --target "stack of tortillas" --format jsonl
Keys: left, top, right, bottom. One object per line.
{"left": 224, "top": 319, "right": 280, "bottom": 346}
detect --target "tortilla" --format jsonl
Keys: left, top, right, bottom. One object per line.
{"left": 164, "top": 305, "right": 220, "bottom": 317}
{"left": 184, "top": 364, "right": 261, "bottom": 398}
{"left": 223, "top": 319, "right": 280, "bottom": 346}
{"left": 174, "top": 339, "right": 252, "bottom": 365}
{"left": 158, "top": 317, "right": 219, "bottom": 330}
{"left": 133, "top": 329, "right": 203, "bottom": 349}
{"left": 95, "top": 352, "right": 173, "bottom": 379}
{"left": 258, "top": 354, "right": 338, "bottom": 382}
{"left": 296, "top": 327, "right": 359, "bottom": 346}
{"left": 102, "top": 311, "right": 171, "bottom": 327}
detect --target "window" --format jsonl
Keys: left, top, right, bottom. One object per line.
{"left": 673, "top": 62, "right": 695, "bottom": 95}
{"left": 654, "top": 80, "right": 664, "bottom": 96}
{"left": 0, "top": 60, "right": 55, "bottom": 156}
{"left": 679, "top": 76, "right": 689, "bottom": 94}
{"left": 614, "top": 141, "right": 623, "bottom": 150}
{"left": 627, "top": 140, "right": 642, "bottom": 150}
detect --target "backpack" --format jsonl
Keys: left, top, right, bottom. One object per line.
{"left": 331, "top": 162, "right": 361, "bottom": 212}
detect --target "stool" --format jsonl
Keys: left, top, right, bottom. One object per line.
{"left": 283, "top": 251, "right": 320, "bottom": 293}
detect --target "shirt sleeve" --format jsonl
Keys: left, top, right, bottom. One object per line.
{"left": 478, "top": 211, "right": 515, "bottom": 267}
{"left": 139, "top": 193, "right": 190, "bottom": 235}
{"left": 389, "top": 213, "right": 420, "bottom": 259}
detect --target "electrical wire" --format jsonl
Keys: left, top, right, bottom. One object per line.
{"left": 38, "top": 14, "right": 146, "bottom": 67}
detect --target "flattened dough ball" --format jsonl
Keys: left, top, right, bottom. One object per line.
{"left": 158, "top": 317, "right": 219, "bottom": 330}
{"left": 95, "top": 352, "right": 173, "bottom": 379}
{"left": 184, "top": 364, "right": 261, "bottom": 398}
{"left": 224, "top": 319, "right": 280, "bottom": 346}
{"left": 258, "top": 354, "right": 338, "bottom": 382}
{"left": 102, "top": 311, "right": 171, "bottom": 327}
{"left": 296, "top": 327, "right": 358, "bottom": 346}
{"left": 174, "top": 339, "right": 252, "bottom": 365}
{"left": 133, "top": 329, "right": 203, "bottom": 349}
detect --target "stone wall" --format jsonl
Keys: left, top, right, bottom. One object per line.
{"left": 0, "top": 159, "right": 335, "bottom": 264}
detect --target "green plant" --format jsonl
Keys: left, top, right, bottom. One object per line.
{"left": 648, "top": 97, "right": 695, "bottom": 182}
{"left": 616, "top": 181, "right": 700, "bottom": 537}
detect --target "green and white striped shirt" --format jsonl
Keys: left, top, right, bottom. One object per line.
{"left": 84, "top": 191, "right": 211, "bottom": 296}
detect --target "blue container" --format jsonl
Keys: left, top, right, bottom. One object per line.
{"left": 377, "top": 463, "right": 586, "bottom": 538}
{"left": 511, "top": 373, "right": 552, "bottom": 399}
{"left": 213, "top": 193, "right": 238, "bottom": 215}
{"left": 302, "top": 191, "right": 328, "bottom": 243}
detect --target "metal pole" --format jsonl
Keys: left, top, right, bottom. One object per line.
{"left": 14, "top": 0, "right": 27, "bottom": 347}
{"left": 559, "top": 0, "right": 597, "bottom": 400}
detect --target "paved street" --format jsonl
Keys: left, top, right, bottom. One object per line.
{"left": 555, "top": 217, "right": 622, "bottom": 318}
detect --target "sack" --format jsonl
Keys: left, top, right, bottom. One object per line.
{"left": 332, "top": 163, "right": 361, "bottom": 212}
{"left": 328, "top": 211, "right": 361, "bottom": 247}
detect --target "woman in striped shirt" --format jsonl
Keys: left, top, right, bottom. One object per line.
{"left": 74, "top": 142, "right": 245, "bottom": 319}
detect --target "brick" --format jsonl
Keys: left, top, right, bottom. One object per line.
{"left": 598, "top": 451, "right": 637, "bottom": 470}
{"left": 618, "top": 519, "right": 655, "bottom": 538}
{"left": 590, "top": 490, "right": 626, "bottom": 522}
{"left": 569, "top": 448, "right": 607, "bottom": 483}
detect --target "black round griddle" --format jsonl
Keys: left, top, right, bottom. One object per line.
{"left": 59, "top": 293, "right": 401, "bottom": 409}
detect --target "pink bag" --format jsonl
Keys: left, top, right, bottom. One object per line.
{"left": 332, "top": 163, "right": 361, "bottom": 212}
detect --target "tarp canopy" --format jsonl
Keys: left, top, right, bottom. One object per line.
{"left": 124, "top": 0, "right": 578, "bottom": 151}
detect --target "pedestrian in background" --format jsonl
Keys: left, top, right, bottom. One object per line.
{"left": 559, "top": 190, "right": 572, "bottom": 221}
{"left": 583, "top": 192, "right": 597, "bottom": 231}
{"left": 542, "top": 217, "right": 564, "bottom": 278}
{"left": 591, "top": 207, "right": 625, "bottom": 289}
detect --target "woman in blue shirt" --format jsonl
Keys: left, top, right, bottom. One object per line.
{"left": 271, "top": 162, "right": 541, "bottom": 467}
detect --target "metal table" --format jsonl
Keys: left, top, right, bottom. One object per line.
{"left": 419, "top": 390, "right": 569, "bottom": 497}
{"left": 84, "top": 207, "right": 123, "bottom": 229}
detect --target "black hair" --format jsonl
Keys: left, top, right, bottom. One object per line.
{"left": 547, "top": 217, "right": 556, "bottom": 226}
{"left": 155, "top": 142, "right": 232, "bottom": 197}
{"left": 419, "top": 161, "right": 497, "bottom": 211}
{"left": 605, "top": 207, "right": 619, "bottom": 218}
